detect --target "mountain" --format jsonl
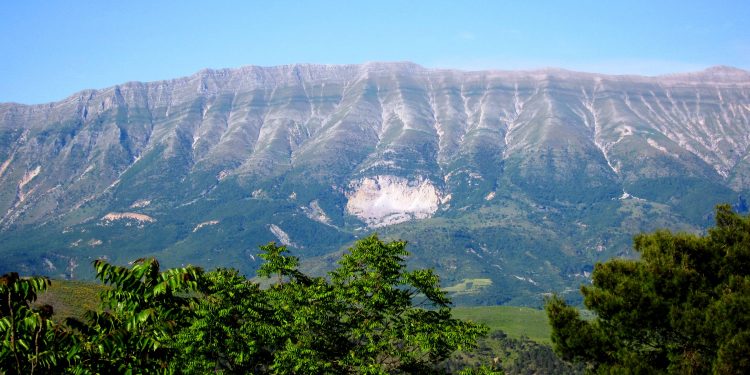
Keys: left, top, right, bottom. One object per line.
{"left": 1, "top": 62, "right": 749, "bottom": 305}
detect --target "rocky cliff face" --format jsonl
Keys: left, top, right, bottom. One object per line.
{"left": 2, "top": 63, "right": 749, "bottom": 305}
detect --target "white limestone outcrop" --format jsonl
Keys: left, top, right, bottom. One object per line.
{"left": 346, "top": 175, "right": 441, "bottom": 228}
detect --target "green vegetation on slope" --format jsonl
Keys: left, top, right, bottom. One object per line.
{"left": 34, "top": 280, "right": 105, "bottom": 319}
{"left": 443, "top": 331, "right": 584, "bottom": 375}
{"left": 452, "top": 306, "right": 551, "bottom": 344}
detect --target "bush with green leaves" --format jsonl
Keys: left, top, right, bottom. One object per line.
{"left": 546, "top": 204, "right": 750, "bottom": 373}
{"left": 0, "top": 273, "right": 70, "bottom": 374}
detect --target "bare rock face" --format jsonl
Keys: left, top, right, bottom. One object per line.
{"left": 101, "top": 212, "right": 155, "bottom": 224}
{"left": 302, "top": 200, "right": 333, "bottom": 226}
{"left": 1, "top": 62, "right": 750, "bottom": 304}
{"left": 345, "top": 175, "right": 441, "bottom": 227}
{"left": 268, "top": 224, "right": 300, "bottom": 248}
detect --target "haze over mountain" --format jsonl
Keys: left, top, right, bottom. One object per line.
{"left": 1, "top": 62, "right": 749, "bottom": 305}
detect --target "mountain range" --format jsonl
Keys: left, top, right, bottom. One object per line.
{"left": 1, "top": 62, "right": 749, "bottom": 305}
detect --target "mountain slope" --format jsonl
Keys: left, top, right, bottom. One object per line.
{"left": 1, "top": 62, "right": 749, "bottom": 305}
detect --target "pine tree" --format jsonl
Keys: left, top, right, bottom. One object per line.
{"left": 546, "top": 204, "right": 750, "bottom": 373}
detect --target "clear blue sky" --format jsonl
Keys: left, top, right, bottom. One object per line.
{"left": 1, "top": 0, "right": 749, "bottom": 104}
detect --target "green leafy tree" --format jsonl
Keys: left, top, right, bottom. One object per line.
{"left": 258, "top": 241, "right": 308, "bottom": 284}
{"left": 329, "top": 235, "right": 488, "bottom": 374}
{"left": 546, "top": 204, "right": 750, "bottom": 374}
{"left": 0, "top": 273, "right": 69, "bottom": 374}
{"left": 176, "top": 236, "right": 487, "bottom": 374}
{"left": 68, "top": 258, "right": 201, "bottom": 374}
{"left": 174, "top": 268, "right": 279, "bottom": 374}
{"left": 259, "top": 242, "right": 350, "bottom": 374}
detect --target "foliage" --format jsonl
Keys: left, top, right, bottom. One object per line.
{"left": 328, "top": 235, "right": 488, "bottom": 373}
{"left": 174, "top": 268, "right": 278, "bottom": 373}
{"left": 456, "top": 365, "right": 505, "bottom": 375}
{"left": 445, "top": 330, "right": 583, "bottom": 375}
{"left": 0, "top": 273, "right": 70, "bottom": 374}
{"left": 257, "top": 242, "right": 305, "bottom": 284}
{"left": 546, "top": 204, "right": 750, "bottom": 373}
{"left": 66, "top": 258, "right": 202, "bottom": 374}
{"left": 177, "top": 236, "right": 488, "bottom": 374}
{"left": 1, "top": 236, "right": 493, "bottom": 374}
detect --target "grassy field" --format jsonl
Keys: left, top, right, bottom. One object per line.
{"left": 451, "top": 305, "right": 551, "bottom": 344}
{"left": 35, "top": 280, "right": 105, "bottom": 319}
{"left": 442, "top": 278, "right": 493, "bottom": 295}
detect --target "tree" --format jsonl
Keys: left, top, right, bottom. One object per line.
{"left": 258, "top": 242, "right": 348, "bottom": 374}
{"left": 546, "top": 204, "right": 750, "bottom": 373}
{"left": 257, "top": 241, "right": 307, "bottom": 285}
{"left": 176, "top": 236, "right": 488, "bottom": 374}
{"left": 174, "top": 268, "right": 279, "bottom": 374}
{"left": 329, "top": 235, "right": 487, "bottom": 373}
{"left": 0, "top": 273, "right": 69, "bottom": 375}
{"left": 67, "top": 258, "right": 202, "bottom": 374}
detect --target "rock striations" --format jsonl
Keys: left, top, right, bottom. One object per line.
{"left": 1, "top": 62, "right": 750, "bottom": 304}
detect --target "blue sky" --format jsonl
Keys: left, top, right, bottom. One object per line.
{"left": 1, "top": 0, "right": 749, "bottom": 104}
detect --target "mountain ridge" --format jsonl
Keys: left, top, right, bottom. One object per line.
{"left": 1, "top": 61, "right": 749, "bottom": 305}
{"left": 3, "top": 62, "right": 749, "bottom": 108}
